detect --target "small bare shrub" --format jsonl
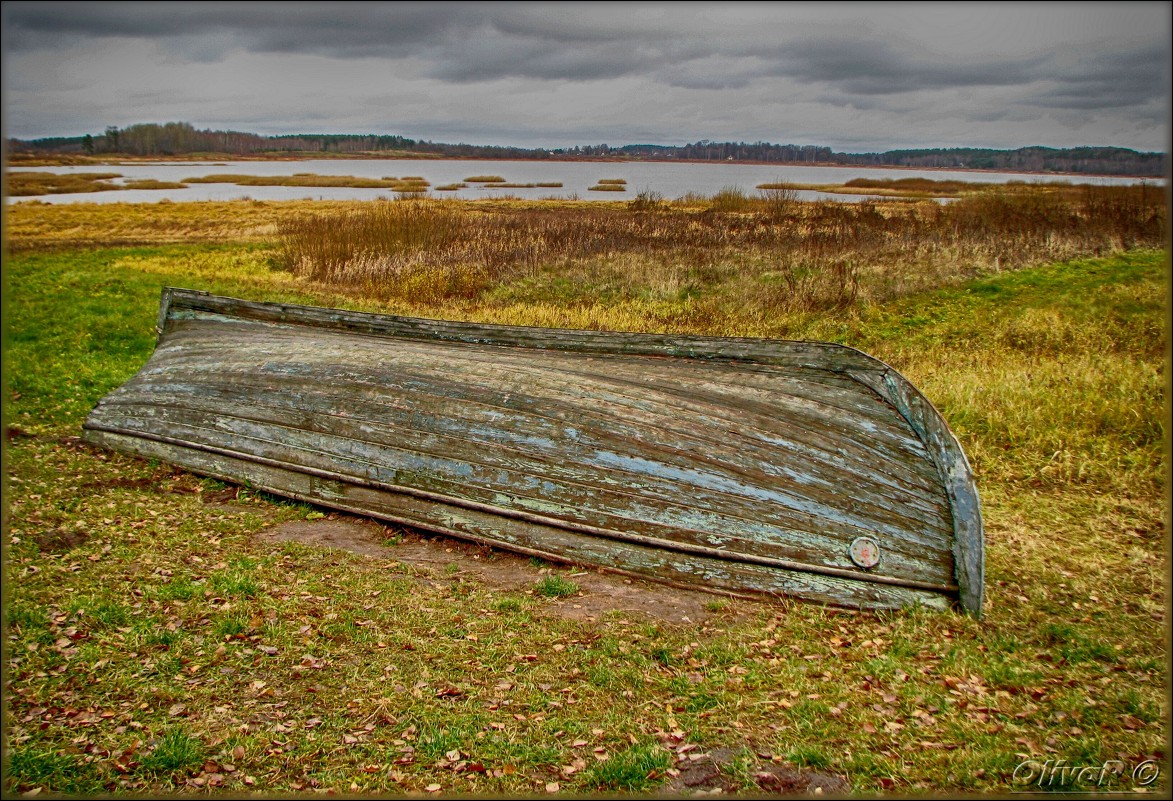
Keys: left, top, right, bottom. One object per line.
{"left": 760, "top": 183, "right": 799, "bottom": 219}
{"left": 628, "top": 189, "right": 665, "bottom": 212}
{"left": 708, "top": 186, "right": 752, "bottom": 212}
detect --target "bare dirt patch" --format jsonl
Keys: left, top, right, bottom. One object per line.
{"left": 32, "top": 525, "right": 90, "bottom": 553}
{"left": 6, "top": 425, "right": 36, "bottom": 441}
{"left": 751, "top": 765, "right": 851, "bottom": 795}
{"left": 263, "top": 513, "right": 752, "bottom": 625}
{"left": 266, "top": 516, "right": 392, "bottom": 558}
{"left": 661, "top": 745, "right": 850, "bottom": 796}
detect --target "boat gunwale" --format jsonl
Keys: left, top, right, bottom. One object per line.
{"left": 83, "top": 422, "right": 961, "bottom": 595}
{"left": 144, "top": 287, "right": 985, "bottom": 615}
{"left": 90, "top": 396, "right": 958, "bottom": 580}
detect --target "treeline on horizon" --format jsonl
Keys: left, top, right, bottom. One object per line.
{"left": 8, "top": 121, "right": 1166, "bottom": 176}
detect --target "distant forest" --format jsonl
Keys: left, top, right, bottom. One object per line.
{"left": 9, "top": 121, "right": 1167, "bottom": 176}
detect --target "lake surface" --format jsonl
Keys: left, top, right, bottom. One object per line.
{"left": 10, "top": 158, "right": 1152, "bottom": 204}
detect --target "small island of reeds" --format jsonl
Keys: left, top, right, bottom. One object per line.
{"left": 588, "top": 178, "right": 627, "bottom": 192}
{"left": 183, "top": 173, "right": 431, "bottom": 191}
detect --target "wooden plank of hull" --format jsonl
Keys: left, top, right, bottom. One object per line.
{"left": 83, "top": 430, "right": 953, "bottom": 612}
{"left": 84, "top": 288, "right": 984, "bottom": 614}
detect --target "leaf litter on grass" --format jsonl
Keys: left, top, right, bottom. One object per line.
{"left": 4, "top": 201, "right": 1167, "bottom": 795}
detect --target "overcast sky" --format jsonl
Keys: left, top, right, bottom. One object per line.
{"left": 3, "top": 2, "right": 1169, "bottom": 152}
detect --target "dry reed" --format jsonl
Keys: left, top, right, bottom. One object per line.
{"left": 273, "top": 185, "right": 1167, "bottom": 315}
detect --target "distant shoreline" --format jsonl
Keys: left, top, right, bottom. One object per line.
{"left": 8, "top": 152, "right": 1164, "bottom": 181}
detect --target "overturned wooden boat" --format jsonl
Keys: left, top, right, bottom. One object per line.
{"left": 84, "top": 288, "right": 983, "bottom": 614}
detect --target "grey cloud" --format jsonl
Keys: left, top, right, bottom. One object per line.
{"left": 963, "top": 107, "right": 1030, "bottom": 124}
{"left": 475, "top": 5, "right": 680, "bottom": 45}
{"left": 1016, "top": 42, "right": 1169, "bottom": 113}
{"left": 426, "top": 34, "right": 665, "bottom": 83}
{"left": 760, "top": 38, "right": 1051, "bottom": 95}
{"left": 3, "top": 2, "right": 1167, "bottom": 151}
{"left": 659, "top": 72, "right": 754, "bottom": 91}
{"left": 3, "top": 2, "right": 487, "bottom": 58}
{"left": 1030, "top": 87, "right": 1159, "bottom": 111}
{"left": 6, "top": 1, "right": 1164, "bottom": 113}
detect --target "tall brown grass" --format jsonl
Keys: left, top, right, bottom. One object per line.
{"left": 759, "top": 183, "right": 800, "bottom": 218}
{"left": 183, "top": 173, "right": 429, "bottom": 190}
{"left": 274, "top": 186, "right": 1167, "bottom": 314}
{"left": 7, "top": 171, "right": 125, "bottom": 195}
{"left": 843, "top": 177, "right": 983, "bottom": 195}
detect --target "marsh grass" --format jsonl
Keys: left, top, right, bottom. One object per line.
{"left": 7, "top": 171, "right": 125, "bottom": 195}
{"left": 465, "top": 175, "right": 506, "bottom": 183}
{"left": 122, "top": 179, "right": 189, "bottom": 190}
{"left": 759, "top": 183, "right": 800, "bottom": 217}
{"left": 760, "top": 177, "right": 1102, "bottom": 200}
{"left": 628, "top": 189, "right": 666, "bottom": 212}
{"left": 843, "top": 177, "right": 990, "bottom": 196}
{"left": 274, "top": 200, "right": 491, "bottom": 302}
{"left": 588, "top": 183, "right": 627, "bottom": 192}
{"left": 3, "top": 224, "right": 1167, "bottom": 796}
{"left": 269, "top": 184, "right": 1166, "bottom": 317}
{"left": 183, "top": 173, "right": 430, "bottom": 191}
{"left": 6, "top": 200, "right": 392, "bottom": 251}
{"left": 708, "top": 185, "right": 753, "bottom": 211}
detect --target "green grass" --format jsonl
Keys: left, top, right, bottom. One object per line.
{"left": 138, "top": 729, "right": 206, "bottom": 775}
{"left": 7, "top": 749, "right": 105, "bottom": 795}
{"left": 581, "top": 742, "right": 670, "bottom": 791}
{"left": 2, "top": 197, "right": 1167, "bottom": 796}
{"left": 534, "top": 575, "right": 580, "bottom": 598}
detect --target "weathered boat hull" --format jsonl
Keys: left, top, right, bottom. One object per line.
{"left": 83, "top": 288, "right": 984, "bottom": 614}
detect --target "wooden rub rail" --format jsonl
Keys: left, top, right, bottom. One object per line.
{"left": 85, "top": 287, "right": 985, "bottom": 615}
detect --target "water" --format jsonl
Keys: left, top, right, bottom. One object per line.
{"left": 9, "top": 158, "right": 1152, "bottom": 204}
